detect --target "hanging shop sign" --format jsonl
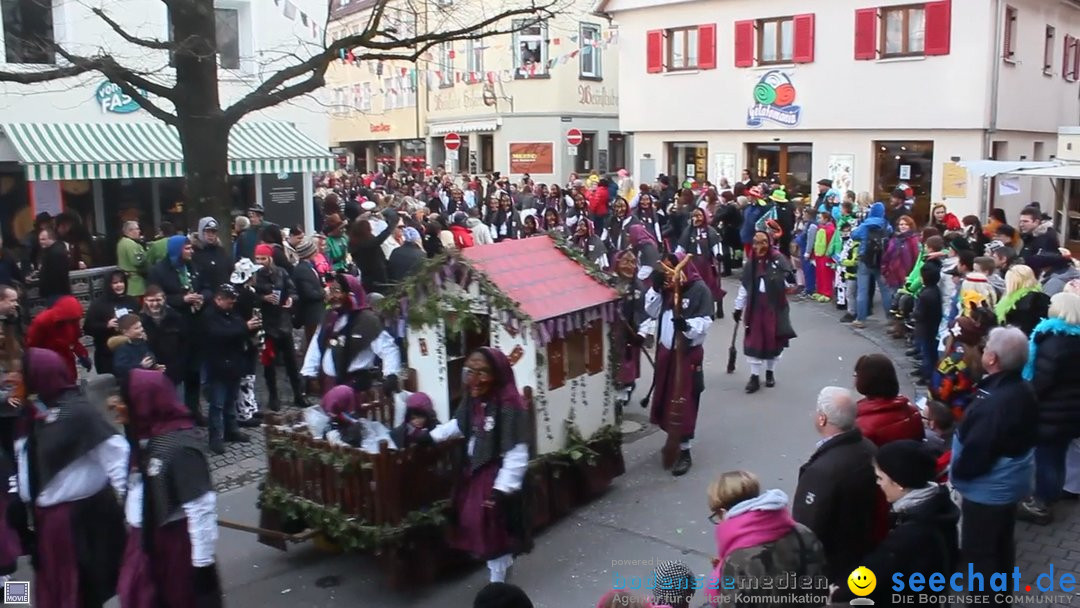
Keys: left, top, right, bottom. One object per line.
{"left": 746, "top": 70, "right": 801, "bottom": 128}
{"left": 95, "top": 81, "right": 148, "bottom": 114}
{"left": 509, "top": 142, "right": 554, "bottom": 174}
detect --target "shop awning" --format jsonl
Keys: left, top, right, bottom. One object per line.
{"left": 1, "top": 121, "right": 333, "bottom": 181}
{"left": 428, "top": 120, "right": 499, "bottom": 135}
{"left": 958, "top": 160, "right": 1058, "bottom": 177}
{"left": 1002, "top": 164, "right": 1080, "bottom": 179}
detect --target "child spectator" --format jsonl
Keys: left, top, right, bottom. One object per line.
{"left": 110, "top": 314, "right": 161, "bottom": 387}
{"left": 913, "top": 264, "right": 944, "bottom": 385}
{"left": 920, "top": 399, "right": 956, "bottom": 482}
{"left": 837, "top": 221, "right": 860, "bottom": 323}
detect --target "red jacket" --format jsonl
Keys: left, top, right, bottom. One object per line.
{"left": 26, "top": 295, "right": 88, "bottom": 379}
{"left": 855, "top": 395, "right": 923, "bottom": 447}
{"left": 587, "top": 184, "right": 610, "bottom": 217}
{"left": 449, "top": 224, "right": 474, "bottom": 249}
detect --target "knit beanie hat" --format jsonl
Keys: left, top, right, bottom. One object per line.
{"left": 294, "top": 237, "right": 317, "bottom": 259}
{"left": 403, "top": 226, "right": 422, "bottom": 244}
{"left": 254, "top": 243, "right": 274, "bottom": 258}
{"left": 473, "top": 583, "right": 533, "bottom": 608}
{"left": 875, "top": 440, "right": 937, "bottom": 489}
{"left": 652, "top": 560, "right": 696, "bottom": 607}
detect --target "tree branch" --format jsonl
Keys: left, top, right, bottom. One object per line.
{"left": 224, "top": 0, "right": 558, "bottom": 124}
{"left": 92, "top": 7, "right": 175, "bottom": 50}
{"left": 0, "top": 62, "right": 102, "bottom": 84}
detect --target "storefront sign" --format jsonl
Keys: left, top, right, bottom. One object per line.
{"left": 578, "top": 84, "right": 618, "bottom": 107}
{"left": 259, "top": 172, "right": 304, "bottom": 229}
{"left": 509, "top": 142, "right": 554, "bottom": 174}
{"left": 370, "top": 123, "right": 391, "bottom": 133}
{"left": 746, "top": 70, "right": 801, "bottom": 128}
{"left": 95, "top": 81, "right": 147, "bottom": 114}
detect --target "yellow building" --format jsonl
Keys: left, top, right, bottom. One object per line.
{"left": 327, "top": 0, "right": 622, "bottom": 183}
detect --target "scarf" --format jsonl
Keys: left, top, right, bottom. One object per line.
{"left": 1023, "top": 316, "right": 1080, "bottom": 380}
{"left": 994, "top": 285, "right": 1041, "bottom": 323}
{"left": 892, "top": 484, "right": 939, "bottom": 514}
{"left": 706, "top": 489, "right": 795, "bottom": 602}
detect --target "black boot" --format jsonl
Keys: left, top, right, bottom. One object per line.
{"left": 715, "top": 300, "right": 724, "bottom": 320}
{"left": 765, "top": 371, "right": 775, "bottom": 387}
{"left": 225, "top": 429, "right": 251, "bottom": 443}
{"left": 209, "top": 436, "right": 225, "bottom": 455}
{"left": 672, "top": 450, "right": 692, "bottom": 477}
{"left": 745, "top": 375, "right": 761, "bottom": 394}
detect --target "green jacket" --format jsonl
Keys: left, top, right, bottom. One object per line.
{"left": 903, "top": 248, "right": 926, "bottom": 294}
{"left": 146, "top": 237, "right": 170, "bottom": 269}
{"left": 116, "top": 236, "right": 148, "bottom": 296}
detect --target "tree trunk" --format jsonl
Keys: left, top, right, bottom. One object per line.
{"left": 178, "top": 116, "right": 232, "bottom": 232}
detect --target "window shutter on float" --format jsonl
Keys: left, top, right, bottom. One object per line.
{"left": 925, "top": 0, "right": 952, "bottom": 56}
{"left": 646, "top": 30, "right": 665, "bottom": 73}
{"left": 585, "top": 321, "right": 604, "bottom": 375}
{"left": 734, "top": 20, "right": 755, "bottom": 67}
{"left": 854, "top": 8, "right": 878, "bottom": 60}
{"left": 547, "top": 337, "right": 566, "bottom": 389}
{"left": 792, "top": 13, "right": 816, "bottom": 63}
{"left": 698, "top": 23, "right": 717, "bottom": 69}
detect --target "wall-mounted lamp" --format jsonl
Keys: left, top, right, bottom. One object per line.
{"left": 950, "top": 156, "right": 961, "bottom": 162}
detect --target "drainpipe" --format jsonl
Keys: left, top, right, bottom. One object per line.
{"left": 984, "top": 0, "right": 1004, "bottom": 218}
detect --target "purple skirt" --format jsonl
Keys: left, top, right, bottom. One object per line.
{"left": 692, "top": 256, "right": 726, "bottom": 302}
{"left": 118, "top": 519, "right": 210, "bottom": 608}
{"left": 649, "top": 344, "right": 704, "bottom": 438}
{"left": 744, "top": 300, "right": 789, "bottom": 360}
{"left": 448, "top": 462, "right": 517, "bottom": 561}
{"left": 615, "top": 324, "right": 641, "bottom": 385}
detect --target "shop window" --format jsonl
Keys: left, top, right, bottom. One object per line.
{"left": 2, "top": 0, "right": 55, "bottom": 64}
{"left": 438, "top": 41, "right": 454, "bottom": 87}
{"left": 513, "top": 19, "right": 548, "bottom": 78}
{"left": 1045, "top": 26, "right": 1056, "bottom": 75}
{"left": 579, "top": 22, "right": 602, "bottom": 80}
{"left": 467, "top": 38, "right": 483, "bottom": 82}
{"left": 747, "top": 143, "right": 812, "bottom": 200}
{"left": 667, "top": 142, "right": 708, "bottom": 183}
{"left": 872, "top": 141, "right": 934, "bottom": 221}
{"left": 1003, "top": 6, "right": 1017, "bottom": 62}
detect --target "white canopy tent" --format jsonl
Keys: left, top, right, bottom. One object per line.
{"left": 959, "top": 160, "right": 1059, "bottom": 177}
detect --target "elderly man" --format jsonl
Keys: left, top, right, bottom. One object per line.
{"left": 951, "top": 326, "right": 1037, "bottom": 606}
{"left": 116, "top": 220, "right": 147, "bottom": 298}
{"left": 387, "top": 227, "right": 426, "bottom": 284}
{"left": 792, "top": 386, "right": 878, "bottom": 585}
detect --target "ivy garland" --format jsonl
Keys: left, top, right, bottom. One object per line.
{"left": 532, "top": 351, "right": 555, "bottom": 445}
{"left": 550, "top": 234, "right": 618, "bottom": 289}
{"left": 267, "top": 436, "right": 373, "bottom": 474}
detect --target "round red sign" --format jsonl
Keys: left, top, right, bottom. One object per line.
{"left": 444, "top": 132, "right": 461, "bottom": 151}
{"left": 566, "top": 128, "right": 583, "bottom": 146}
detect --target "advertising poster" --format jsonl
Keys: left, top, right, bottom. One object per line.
{"left": 509, "top": 142, "right": 554, "bottom": 174}
{"left": 942, "top": 162, "right": 968, "bottom": 198}
{"left": 826, "top": 155, "right": 854, "bottom": 194}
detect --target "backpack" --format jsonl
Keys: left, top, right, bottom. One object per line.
{"left": 862, "top": 225, "right": 887, "bottom": 268}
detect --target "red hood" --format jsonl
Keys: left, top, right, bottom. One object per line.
{"left": 856, "top": 395, "right": 923, "bottom": 447}
{"left": 50, "top": 295, "right": 84, "bottom": 322}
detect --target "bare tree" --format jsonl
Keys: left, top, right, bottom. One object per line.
{"left": 0, "top": 0, "right": 559, "bottom": 226}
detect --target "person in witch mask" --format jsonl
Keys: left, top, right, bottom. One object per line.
{"left": 733, "top": 228, "right": 797, "bottom": 394}
{"left": 676, "top": 206, "right": 727, "bottom": 319}
{"left": 645, "top": 251, "right": 715, "bottom": 476}
{"left": 571, "top": 218, "right": 609, "bottom": 270}
{"left": 633, "top": 192, "right": 665, "bottom": 244}
{"left": 565, "top": 192, "right": 591, "bottom": 232}
{"left": 520, "top": 212, "right": 542, "bottom": 238}
{"left": 301, "top": 273, "right": 401, "bottom": 397}
{"left": 541, "top": 207, "right": 564, "bottom": 237}
{"left": 390, "top": 392, "right": 441, "bottom": 449}
{"left": 116, "top": 369, "right": 222, "bottom": 608}
{"left": 430, "top": 348, "right": 532, "bottom": 584}
{"left": 613, "top": 250, "right": 653, "bottom": 418}
{"left": 601, "top": 197, "right": 639, "bottom": 262}
{"left": 490, "top": 192, "right": 522, "bottom": 242}
{"left": 16, "top": 347, "right": 129, "bottom": 608}
{"left": 627, "top": 224, "right": 662, "bottom": 290}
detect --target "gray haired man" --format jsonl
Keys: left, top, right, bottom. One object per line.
{"left": 792, "top": 386, "right": 879, "bottom": 586}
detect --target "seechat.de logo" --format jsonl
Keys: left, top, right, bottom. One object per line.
{"left": 848, "top": 566, "right": 876, "bottom": 605}
{"left": 4, "top": 580, "right": 29, "bottom": 604}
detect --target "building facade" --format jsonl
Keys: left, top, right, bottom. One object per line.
{"left": 602, "top": 0, "right": 1080, "bottom": 220}
{"left": 327, "top": 0, "right": 623, "bottom": 183}
{"left": 0, "top": 0, "right": 331, "bottom": 243}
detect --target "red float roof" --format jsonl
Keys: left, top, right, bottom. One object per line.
{"left": 461, "top": 237, "right": 619, "bottom": 321}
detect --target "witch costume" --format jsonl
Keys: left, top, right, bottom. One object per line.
{"left": 600, "top": 199, "right": 640, "bottom": 262}
{"left": 301, "top": 273, "right": 401, "bottom": 397}
{"left": 117, "top": 369, "right": 221, "bottom": 608}
{"left": 430, "top": 348, "right": 531, "bottom": 583}
{"left": 733, "top": 231, "right": 797, "bottom": 394}
{"left": 17, "top": 348, "right": 129, "bottom": 608}
{"left": 633, "top": 195, "right": 665, "bottom": 245}
{"left": 645, "top": 252, "right": 714, "bottom": 476}
{"left": 571, "top": 219, "right": 609, "bottom": 270}
{"left": 676, "top": 207, "right": 727, "bottom": 318}
{"left": 613, "top": 250, "right": 654, "bottom": 415}
{"left": 627, "top": 224, "right": 662, "bottom": 290}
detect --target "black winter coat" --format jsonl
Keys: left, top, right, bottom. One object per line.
{"left": 191, "top": 242, "right": 233, "bottom": 300}
{"left": 1030, "top": 328, "right": 1080, "bottom": 442}
{"left": 141, "top": 307, "right": 188, "bottom": 384}
{"left": 387, "top": 244, "right": 426, "bottom": 284}
{"left": 38, "top": 241, "right": 71, "bottom": 299}
{"left": 792, "top": 429, "right": 879, "bottom": 584}
{"left": 147, "top": 260, "right": 202, "bottom": 312}
{"left": 83, "top": 293, "right": 139, "bottom": 375}
{"left": 913, "top": 284, "right": 943, "bottom": 343}
{"left": 201, "top": 303, "right": 251, "bottom": 381}
{"left": 351, "top": 210, "right": 399, "bottom": 295}
{"left": 832, "top": 485, "right": 960, "bottom": 606}
{"left": 252, "top": 266, "right": 297, "bottom": 339}
{"left": 1003, "top": 291, "right": 1050, "bottom": 336}
{"left": 952, "top": 371, "right": 1038, "bottom": 480}
{"left": 291, "top": 260, "right": 325, "bottom": 329}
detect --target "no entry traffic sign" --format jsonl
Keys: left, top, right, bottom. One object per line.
{"left": 444, "top": 132, "right": 461, "bottom": 151}
{"left": 566, "top": 128, "right": 583, "bottom": 147}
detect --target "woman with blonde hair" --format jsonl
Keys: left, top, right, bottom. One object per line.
{"left": 702, "top": 470, "right": 824, "bottom": 606}
{"left": 995, "top": 264, "right": 1050, "bottom": 336}
{"left": 1018, "top": 292, "right": 1080, "bottom": 525}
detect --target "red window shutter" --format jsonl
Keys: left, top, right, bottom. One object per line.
{"left": 1074, "top": 38, "right": 1080, "bottom": 81}
{"left": 646, "top": 30, "right": 664, "bottom": 73}
{"left": 698, "top": 23, "right": 717, "bottom": 69}
{"left": 792, "top": 13, "right": 816, "bottom": 63}
{"left": 854, "top": 8, "right": 878, "bottom": 60}
{"left": 547, "top": 338, "right": 566, "bottom": 389}
{"left": 734, "top": 20, "right": 755, "bottom": 67}
{"left": 925, "top": 0, "right": 952, "bottom": 56}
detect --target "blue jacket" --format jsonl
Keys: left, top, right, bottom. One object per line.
{"left": 741, "top": 204, "right": 768, "bottom": 244}
{"left": 850, "top": 202, "right": 891, "bottom": 244}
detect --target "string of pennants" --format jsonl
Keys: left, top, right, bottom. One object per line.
{"left": 335, "top": 27, "right": 620, "bottom": 86}
{"left": 271, "top": 0, "right": 325, "bottom": 40}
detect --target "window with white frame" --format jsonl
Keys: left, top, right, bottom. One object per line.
{"left": 467, "top": 38, "right": 484, "bottom": 82}
{"left": 2, "top": 0, "right": 56, "bottom": 64}
{"left": 513, "top": 19, "right": 548, "bottom": 76}
{"left": 438, "top": 41, "right": 454, "bottom": 87}
{"left": 383, "top": 77, "right": 399, "bottom": 110}
{"left": 360, "top": 82, "right": 372, "bottom": 112}
{"left": 580, "top": 23, "right": 601, "bottom": 79}
{"left": 401, "top": 75, "right": 416, "bottom": 107}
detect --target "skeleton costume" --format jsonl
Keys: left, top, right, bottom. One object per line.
{"left": 117, "top": 370, "right": 221, "bottom": 608}
{"left": 17, "top": 348, "right": 129, "bottom": 608}
{"left": 430, "top": 348, "right": 531, "bottom": 583}
{"left": 302, "top": 273, "right": 401, "bottom": 395}
{"left": 229, "top": 258, "right": 262, "bottom": 423}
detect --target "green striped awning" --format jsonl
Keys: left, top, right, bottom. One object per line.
{"left": 2, "top": 121, "right": 334, "bottom": 181}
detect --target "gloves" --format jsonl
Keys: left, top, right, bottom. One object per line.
{"left": 193, "top": 565, "right": 223, "bottom": 608}
{"left": 673, "top": 317, "right": 689, "bottom": 333}
{"left": 650, "top": 268, "right": 667, "bottom": 291}
{"left": 733, "top": 309, "right": 743, "bottom": 324}
{"left": 77, "top": 356, "right": 92, "bottom": 372}
{"left": 382, "top": 373, "right": 400, "bottom": 396}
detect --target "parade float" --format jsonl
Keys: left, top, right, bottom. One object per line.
{"left": 254, "top": 236, "right": 626, "bottom": 587}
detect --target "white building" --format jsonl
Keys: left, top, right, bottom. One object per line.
{"left": 0, "top": 0, "right": 331, "bottom": 247}
{"left": 600, "top": 0, "right": 1080, "bottom": 221}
